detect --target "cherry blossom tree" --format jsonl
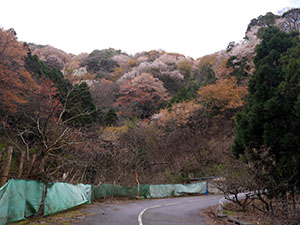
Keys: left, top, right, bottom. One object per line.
{"left": 115, "top": 73, "right": 169, "bottom": 118}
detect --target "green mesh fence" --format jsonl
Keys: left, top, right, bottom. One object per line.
{"left": 0, "top": 179, "right": 207, "bottom": 224}
{"left": 44, "top": 182, "right": 91, "bottom": 216}
{"left": 77, "top": 183, "right": 92, "bottom": 204}
{"left": 0, "top": 179, "right": 45, "bottom": 225}
{"left": 91, "top": 182, "right": 207, "bottom": 199}
{"left": 149, "top": 182, "right": 207, "bottom": 198}
{"left": 92, "top": 184, "right": 150, "bottom": 199}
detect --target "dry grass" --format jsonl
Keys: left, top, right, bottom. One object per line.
{"left": 8, "top": 204, "right": 93, "bottom": 225}
{"left": 202, "top": 197, "right": 300, "bottom": 225}
{"left": 201, "top": 206, "right": 232, "bottom": 225}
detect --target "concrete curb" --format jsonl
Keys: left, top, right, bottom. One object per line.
{"left": 225, "top": 216, "right": 255, "bottom": 225}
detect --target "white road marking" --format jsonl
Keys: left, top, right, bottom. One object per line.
{"left": 137, "top": 198, "right": 204, "bottom": 225}
{"left": 138, "top": 196, "right": 223, "bottom": 225}
{"left": 138, "top": 204, "right": 162, "bottom": 225}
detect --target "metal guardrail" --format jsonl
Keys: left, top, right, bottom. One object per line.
{"left": 215, "top": 192, "right": 256, "bottom": 225}
{"left": 190, "top": 176, "right": 222, "bottom": 181}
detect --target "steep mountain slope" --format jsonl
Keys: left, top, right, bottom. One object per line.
{"left": 28, "top": 9, "right": 300, "bottom": 88}
{"left": 2, "top": 8, "right": 297, "bottom": 185}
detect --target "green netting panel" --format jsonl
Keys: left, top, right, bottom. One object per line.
{"left": 0, "top": 179, "right": 45, "bottom": 225}
{"left": 138, "top": 184, "right": 151, "bottom": 199}
{"left": 92, "top": 183, "right": 206, "bottom": 199}
{"left": 77, "top": 184, "right": 92, "bottom": 204}
{"left": 0, "top": 179, "right": 206, "bottom": 224}
{"left": 113, "top": 184, "right": 150, "bottom": 198}
{"left": 114, "top": 185, "right": 135, "bottom": 197}
{"left": 92, "top": 184, "right": 114, "bottom": 199}
{"left": 149, "top": 182, "right": 207, "bottom": 198}
{"left": 173, "top": 182, "right": 207, "bottom": 196}
{"left": 92, "top": 184, "right": 150, "bottom": 199}
{"left": 149, "top": 184, "right": 175, "bottom": 198}
{"left": 44, "top": 182, "right": 88, "bottom": 216}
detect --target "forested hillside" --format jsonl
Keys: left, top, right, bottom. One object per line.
{"left": 1, "top": 9, "right": 300, "bottom": 222}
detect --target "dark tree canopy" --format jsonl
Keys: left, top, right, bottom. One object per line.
{"left": 25, "top": 50, "right": 69, "bottom": 95}
{"left": 232, "top": 27, "right": 300, "bottom": 194}
{"left": 198, "top": 63, "right": 216, "bottom": 85}
{"left": 226, "top": 56, "right": 250, "bottom": 83}
{"left": 104, "top": 108, "right": 118, "bottom": 126}
{"left": 168, "top": 80, "right": 200, "bottom": 106}
{"left": 25, "top": 50, "right": 98, "bottom": 127}
{"left": 82, "top": 48, "right": 121, "bottom": 74}
{"left": 63, "top": 82, "right": 98, "bottom": 127}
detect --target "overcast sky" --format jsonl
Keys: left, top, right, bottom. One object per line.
{"left": 1, "top": 0, "right": 300, "bottom": 59}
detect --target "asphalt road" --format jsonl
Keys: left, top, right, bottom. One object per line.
{"left": 76, "top": 195, "right": 222, "bottom": 225}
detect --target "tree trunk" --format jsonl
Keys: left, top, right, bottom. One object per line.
{"left": 38, "top": 155, "right": 47, "bottom": 172}
{"left": 17, "top": 151, "right": 25, "bottom": 179}
{"left": 0, "top": 146, "right": 13, "bottom": 187}
{"left": 78, "top": 167, "right": 87, "bottom": 183}
{"left": 27, "top": 153, "right": 37, "bottom": 176}
{"left": 0, "top": 152, "right": 2, "bottom": 161}
{"left": 63, "top": 168, "right": 73, "bottom": 181}
{"left": 70, "top": 170, "right": 78, "bottom": 183}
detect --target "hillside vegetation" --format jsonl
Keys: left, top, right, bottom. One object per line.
{"left": 1, "top": 8, "right": 300, "bottom": 224}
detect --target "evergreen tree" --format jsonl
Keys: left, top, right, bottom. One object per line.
{"left": 25, "top": 51, "right": 69, "bottom": 95}
{"left": 63, "top": 82, "right": 98, "bottom": 127}
{"left": 226, "top": 56, "right": 250, "bottom": 83}
{"left": 167, "top": 80, "right": 200, "bottom": 107}
{"left": 232, "top": 27, "right": 300, "bottom": 195}
{"left": 168, "top": 64, "right": 216, "bottom": 107}
{"left": 25, "top": 50, "right": 99, "bottom": 127}
{"left": 198, "top": 63, "right": 216, "bottom": 85}
{"left": 104, "top": 108, "right": 118, "bottom": 126}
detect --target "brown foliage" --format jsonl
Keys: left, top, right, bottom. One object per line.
{"left": 197, "top": 52, "right": 232, "bottom": 79}
{"left": 177, "top": 60, "right": 193, "bottom": 80}
{"left": 66, "top": 53, "right": 89, "bottom": 69}
{"left": 151, "top": 100, "right": 236, "bottom": 180}
{"left": 90, "top": 78, "right": 119, "bottom": 110}
{"left": 0, "top": 28, "right": 39, "bottom": 113}
{"left": 198, "top": 77, "right": 247, "bottom": 111}
{"left": 115, "top": 73, "right": 169, "bottom": 118}
{"left": 112, "top": 67, "right": 124, "bottom": 80}
{"left": 197, "top": 53, "right": 218, "bottom": 69}
{"left": 154, "top": 101, "right": 203, "bottom": 129}
{"left": 1, "top": 75, "right": 96, "bottom": 182}
{"left": 97, "top": 122, "right": 168, "bottom": 185}
{"left": 35, "top": 77, "right": 63, "bottom": 119}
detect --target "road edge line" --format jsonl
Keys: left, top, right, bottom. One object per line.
{"left": 137, "top": 197, "right": 218, "bottom": 225}
{"left": 138, "top": 205, "right": 161, "bottom": 225}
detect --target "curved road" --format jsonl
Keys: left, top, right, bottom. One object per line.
{"left": 76, "top": 195, "right": 222, "bottom": 225}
